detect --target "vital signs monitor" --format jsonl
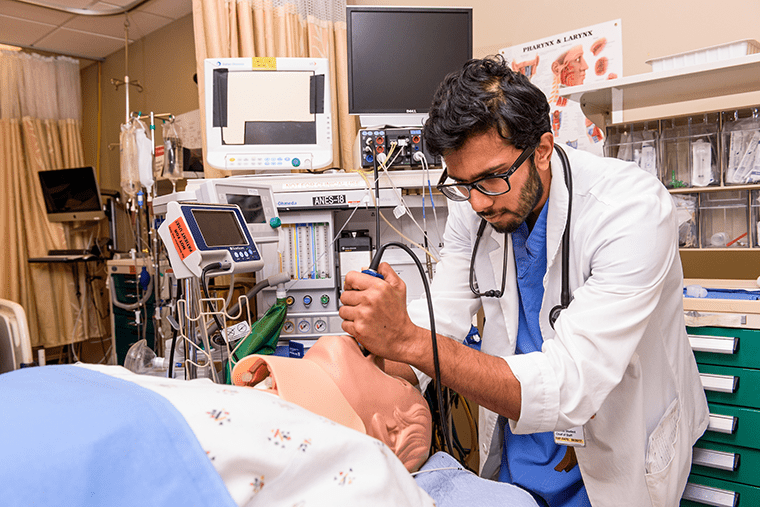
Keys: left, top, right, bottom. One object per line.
{"left": 158, "top": 202, "right": 264, "bottom": 279}
{"left": 204, "top": 57, "right": 333, "bottom": 172}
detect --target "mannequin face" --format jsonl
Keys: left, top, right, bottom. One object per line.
{"left": 304, "top": 335, "right": 432, "bottom": 471}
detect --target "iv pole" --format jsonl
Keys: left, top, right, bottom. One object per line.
{"left": 110, "top": 17, "right": 143, "bottom": 123}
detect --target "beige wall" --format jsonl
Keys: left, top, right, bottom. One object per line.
{"left": 80, "top": 13, "right": 198, "bottom": 193}
{"left": 80, "top": 4, "right": 760, "bottom": 278}
{"left": 83, "top": 3, "right": 760, "bottom": 191}
{"left": 350, "top": 0, "right": 760, "bottom": 77}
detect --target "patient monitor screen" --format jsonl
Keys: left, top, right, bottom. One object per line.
{"left": 192, "top": 209, "right": 248, "bottom": 247}
{"left": 225, "top": 194, "right": 266, "bottom": 224}
{"left": 213, "top": 70, "right": 323, "bottom": 146}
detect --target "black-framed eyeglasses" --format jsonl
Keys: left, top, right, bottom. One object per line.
{"left": 436, "top": 145, "right": 536, "bottom": 202}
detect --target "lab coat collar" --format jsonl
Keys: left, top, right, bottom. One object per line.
{"left": 538, "top": 146, "right": 572, "bottom": 339}
{"left": 545, "top": 145, "right": 571, "bottom": 275}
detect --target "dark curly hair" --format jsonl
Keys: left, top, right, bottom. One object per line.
{"left": 424, "top": 54, "right": 551, "bottom": 157}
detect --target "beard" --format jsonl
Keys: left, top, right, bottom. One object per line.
{"left": 477, "top": 160, "right": 544, "bottom": 234}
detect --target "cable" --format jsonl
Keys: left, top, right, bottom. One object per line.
{"left": 205, "top": 272, "right": 290, "bottom": 337}
{"left": 352, "top": 167, "right": 440, "bottom": 262}
{"left": 200, "top": 262, "right": 226, "bottom": 344}
{"left": 224, "top": 274, "right": 235, "bottom": 311}
{"left": 368, "top": 241, "right": 453, "bottom": 456}
{"left": 378, "top": 159, "right": 441, "bottom": 261}
{"left": 168, "top": 281, "right": 183, "bottom": 379}
{"left": 421, "top": 154, "right": 444, "bottom": 245}
{"left": 372, "top": 140, "right": 381, "bottom": 249}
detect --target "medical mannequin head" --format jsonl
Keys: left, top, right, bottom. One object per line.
{"left": 232, "top": 335, "right": 432, "bottom": 471}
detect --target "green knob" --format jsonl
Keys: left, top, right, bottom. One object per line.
{"left": 270, "top": 217, "right": 282, "bottom": 228}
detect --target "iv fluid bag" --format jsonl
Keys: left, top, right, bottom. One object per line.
{"left": 120, "top": 122, "right": 141, "bottom": 200}
{"left": 162, "top": 121, "right": 183, "bottom": 183}
{"left": 134, "top": 119, "right": 154, "bottom": 194}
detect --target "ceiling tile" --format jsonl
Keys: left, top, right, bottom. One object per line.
{"left": 0, "top": 0, "right": 74, "bottom": 24}
{"left": 0, "top": 0, "right": 191, "bottom": 59}
{"left": 0, "top": 14, "right": 57, "bottom": 46}
{"left": 137, "top": 0, "right": 190, "bottom": 20}
{"left": 34, "top": 26, "right": 124, "bottom": 58}
{"left": 60, "top": 16, "right": 128, "bottom": 41}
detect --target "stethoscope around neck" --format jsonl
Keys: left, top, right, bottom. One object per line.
{"left": 469, "top": 145, "right": 573, "bottom": 330}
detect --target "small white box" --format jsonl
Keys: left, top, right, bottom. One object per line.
{"left": 646, "top": 39, "right": 760, "bottom": 72}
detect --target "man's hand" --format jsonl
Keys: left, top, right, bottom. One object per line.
{"left": 339, "top": 262, "right": 422, "bottom": 363}
{"left": 340, "top": 263, "right": 522, "bottom": 421}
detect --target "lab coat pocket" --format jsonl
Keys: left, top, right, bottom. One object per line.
{"left": 644, "top": 398, "right": 685, "bottom": 507}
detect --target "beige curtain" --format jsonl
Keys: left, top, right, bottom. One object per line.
{"left": 192, "top": 0, "right": 357, "bottom": 178}
{"left": 0, "top": 51, "right": 97, "bottom": 349}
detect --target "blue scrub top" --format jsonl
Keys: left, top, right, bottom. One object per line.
{"left": 498, "top": 200, "right": 591, "bottom": 507}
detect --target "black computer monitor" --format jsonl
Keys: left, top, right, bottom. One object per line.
{"left": 37, "top": 166, "right": 106, "bottom": 222}
{"left": 346, "top": 5, "right": 473, "bottom": 127}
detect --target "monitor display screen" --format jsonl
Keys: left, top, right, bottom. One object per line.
{"left": 204, "top": 57, "right": 333, "bottom": 171}
{"left": 346, "top": 6, "right": 472, "bottom": 121}
{"left": 225, "top": 194, "right": 266, "bottom": 224}
{"left": 37, "top": 166, "right": 106, "bottom": 222}
{"left": 192, "top": 209, "right": 248, "bottom": 247}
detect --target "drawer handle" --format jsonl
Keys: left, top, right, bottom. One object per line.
{"left": 693, "top": 447, "right": 740, "bottom": 471}
{"left": 689, "top": 335, "right": 738, "bottom": 355}
{"left": 708, "top": 413, "right": 737, "bottom": 434}
{"left": 682, "top": 482, "right": 738, "bottom": 507}
{"left": 700, "top": 373, "right": 739, "bottom": 394}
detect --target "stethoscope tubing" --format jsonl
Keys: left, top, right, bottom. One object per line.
{"left": 469, "top": 144, "right": 573, "bottom": 328}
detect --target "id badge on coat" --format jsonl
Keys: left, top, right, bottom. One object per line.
{"left": 554, "top": 425, "right": 586, "bottom": 447}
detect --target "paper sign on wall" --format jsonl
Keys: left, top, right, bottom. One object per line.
{"left": 500, "top": 19, "right": 623, "bottom": 156}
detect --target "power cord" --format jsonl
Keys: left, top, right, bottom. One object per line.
{"left": 200, "top": 262, "right": 228, "bottom": 345}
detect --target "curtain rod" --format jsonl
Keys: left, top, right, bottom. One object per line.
{"left": 0, "top": 41, "right": 106, "bottom": 62}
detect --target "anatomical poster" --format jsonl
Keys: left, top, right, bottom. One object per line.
{"left": 500, "top": 20, "right": 622, "bottom": 156}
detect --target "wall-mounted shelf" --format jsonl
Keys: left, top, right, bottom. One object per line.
{"left": 560, "top": 53, "right": 760, "bottom": 127}
{"left": 561, "top": 54, "right": 760, "bottom": 280}
{"left": 670, "top": 184, "right": 760, "bottom": 195}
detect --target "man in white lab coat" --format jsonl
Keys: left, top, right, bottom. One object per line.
{"left": 339, "top": 55, "right": 709, "bottom": 506}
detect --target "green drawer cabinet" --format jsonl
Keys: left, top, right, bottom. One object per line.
{"left": 698, "top": 363, "right": 760, "bottom": 409}
{"left": 691, "top": 440, "right": 760, "bottom": 488}
{"left": 683, "top": 323, "right": 760, "bottom": 506}
{"left": 702, "top": 403, "right": 760, "bottom": 448}
{"left": 688, "top": 327, "right": 760, "bottom": 369}
{"left": 682, "top": 473, "right": 760, "bottom": 507}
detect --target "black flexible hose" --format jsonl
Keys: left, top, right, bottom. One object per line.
{"left": 368, "top": 241, "right": 453, "bottom": 457}
{"left": 168, "top": 282, "right": 183, "bottom": 379}
{"left": 201, "top": 263, "right": 226, "bottom": 340}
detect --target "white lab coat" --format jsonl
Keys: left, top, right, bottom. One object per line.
{"left": 407, "top": 145, "right": 709, "bottom": 507}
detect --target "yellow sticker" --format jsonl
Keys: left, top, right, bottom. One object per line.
{"left": 252, "top": 57, "right": 277, "bottom": 70}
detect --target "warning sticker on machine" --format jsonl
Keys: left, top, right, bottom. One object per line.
{"left": 168, "top": 217, "right": 196, "bottom": 260}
